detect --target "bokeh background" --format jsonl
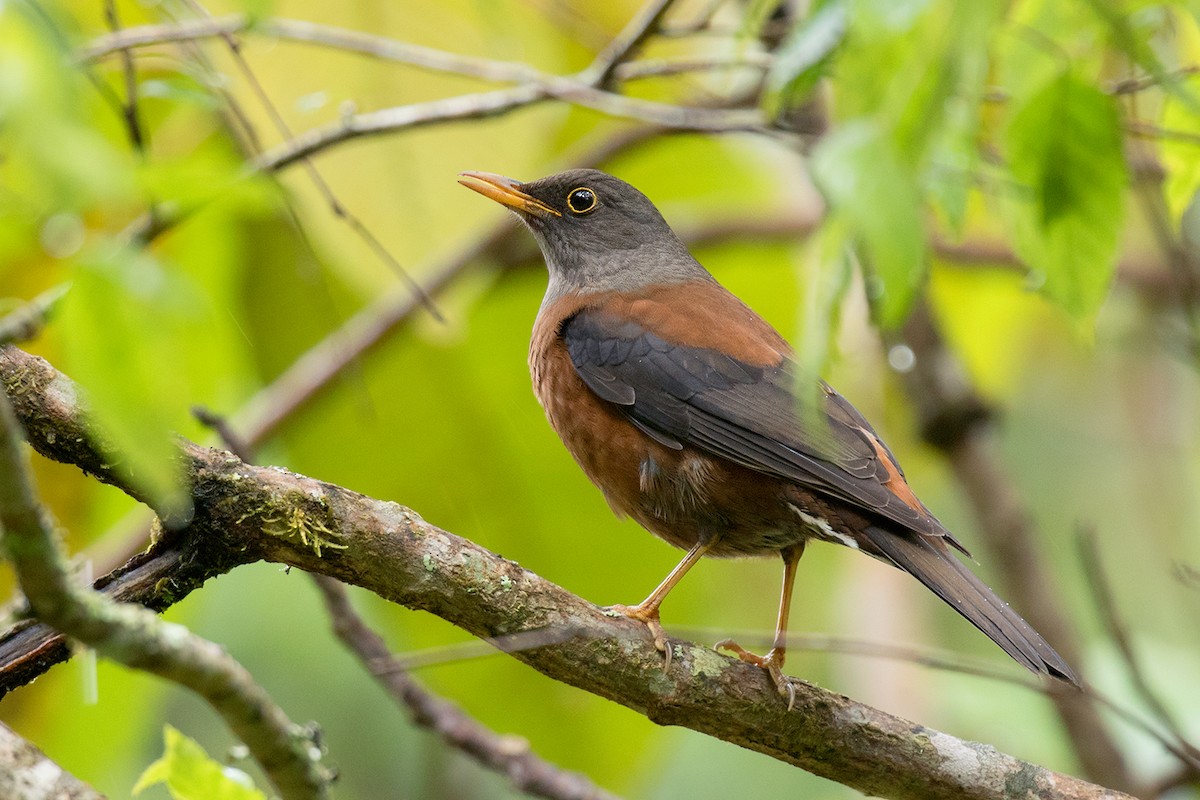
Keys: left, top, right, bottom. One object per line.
{"left": 2, "top": 0, "right": 1200, "bottom": 797}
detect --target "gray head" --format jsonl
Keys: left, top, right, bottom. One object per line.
{"left": 459, "top": 168, "right": 712, "bottom": 305}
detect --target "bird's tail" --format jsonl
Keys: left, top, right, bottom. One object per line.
{"left": 859, "top": 525, "right": 1080, "bottom": 687}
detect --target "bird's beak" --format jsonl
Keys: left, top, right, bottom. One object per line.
{"left": 458, "top": 171, "right": 561, "bottom": 218}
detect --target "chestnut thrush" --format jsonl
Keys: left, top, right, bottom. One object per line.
{"left": 459, "top": 168, "right": 1079, "bottom": 699}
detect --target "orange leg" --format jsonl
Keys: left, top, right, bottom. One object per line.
{"left": 610, "top": 538, "right": 716, "bottom": 666}
{"left": 717, "top": 542, "right": 806, "bottom": 708}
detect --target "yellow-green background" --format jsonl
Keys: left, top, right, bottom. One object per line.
{"left": 2, "top": 0, "right": 1200, "bottom": 797}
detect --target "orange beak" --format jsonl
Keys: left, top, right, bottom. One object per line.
{"left": 458, "top": 171, "right": 561, "bottom": 217}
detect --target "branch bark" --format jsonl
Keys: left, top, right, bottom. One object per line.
{"left": 0, "top": 722, "right": 105, "bottom": 800}
{"left": 0, "top": 344, "right": 1131, "bottom": 800}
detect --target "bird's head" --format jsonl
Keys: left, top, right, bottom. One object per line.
{"left": 459, "top": 168, "right": 710, "bottom": 303}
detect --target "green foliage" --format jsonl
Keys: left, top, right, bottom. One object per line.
{"left": 1004, "top": 73, "right": 1127, "bottom": 324}
{"left": 762, "top": 0, "right": 847, "bottom": 118}
{"left": 56, "top": 246, "right": 202, "bottom": 515}
{"left": 1160, "top": 72, "right": 1200, "bottom": 223}
{"left": 134, "top": 726, "right": 265, "bottom": 800}
{"left": 811, "top": 121, "right": 926, "bottom": 328}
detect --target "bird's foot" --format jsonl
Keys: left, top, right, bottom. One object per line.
{"left": 715, "top": 640, "right": 797, "bottom": 710}
{"left": 607, "top": 603, "right": 671, "bottom": 670}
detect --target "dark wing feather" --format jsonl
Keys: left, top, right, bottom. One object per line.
{"left": 562, "top": 310, "right": 944, "bottom": 538}
{"left": 856, "top": 525, "right": 1079, "bottom": 684}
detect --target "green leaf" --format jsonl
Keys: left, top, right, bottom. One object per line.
{"left": 1161, "top": 74, "right": 1200, "bottom": 224}
{"left": 905, "top": 1, "right": 1002, "bottom": 232}
{"left": 763, "top": 0, "right": 848, "bottom": 117}
{"left": 134, "top": 726, "right": 265, "bottom": 800}
{"left": 850, "top": 0, "right": 931, "bottom": 35}
{"left": 1004, "top": 72, "right": 1127, "bottom": 323}
{"left": 57, "top": 244, "right": 201, "bottom": 518}
{"left": 810, "top": 120, "right": 927, "bottom": 328}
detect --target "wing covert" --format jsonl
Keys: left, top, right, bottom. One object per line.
{"left": 561, "top": 308, "right": 946, "bottom": 537}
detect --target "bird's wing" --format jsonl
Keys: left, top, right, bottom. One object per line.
{"left": 561, "top": 307, "right": 959, "bottom": 544}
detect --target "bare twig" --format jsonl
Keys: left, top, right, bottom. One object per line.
{"left": 1076, "top": 529, "right": 1200, "bottom": 766}
{"left": 102, "top": 0, "right": 147, "bottom": 152}
{"left": 173, "top": 0, "right": 444, "bottom": 321}
{"left": 84, "top": 15, "right": 771, "bottom": 86}
{"left": 314, "top": 576, "right": 622, "bottom": 800}
{"left": 81, "top": 16, "right": 545, "bottom": 84}
{"left": 0, "top": 286, "right": 69, "bottom": 346}
{"left": 0, "top": 345, "right": 1134, "bottom": 800}
{"left": 0, "top": 354, "right": 331, "bottom": 799}
{"left": 254, "top": 84, "right": 761, "bottom": 175}
{"left": 1109, "top": 65, "right": 1200, "bottom": 95}
{"left": 581, "top": 0, "right": 678, "bottom": 88}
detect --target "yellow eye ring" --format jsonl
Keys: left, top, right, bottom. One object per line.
{"left": 566, "top": 187, "right": 598, "bottom": 214}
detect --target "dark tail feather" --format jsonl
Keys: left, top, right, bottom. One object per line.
{"left": 860, "top": 525, "right": 1080, "bottom": 687}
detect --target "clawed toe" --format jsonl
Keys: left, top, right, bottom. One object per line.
{"left": 715, "top": 640, "right": 796, "bottom": 710}
{"left": 608, "top": 603, "right": 671, "bottom": 670}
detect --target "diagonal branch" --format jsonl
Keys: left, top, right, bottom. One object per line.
{"left": 313, "top": 576, "right": 623, "bottom": 800}
{"left": 0, "top": 345, "right": 1131, "bottom": 800}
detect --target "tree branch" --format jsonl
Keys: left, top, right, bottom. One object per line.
{"left": 0, "top": 345, "right": 1132, "bottom": 800}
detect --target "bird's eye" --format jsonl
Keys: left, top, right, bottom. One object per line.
{"left": 566, "top": 187, "right": 597, "bottom": 214}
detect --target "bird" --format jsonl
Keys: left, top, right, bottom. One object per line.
{"left": 458, "top": 167, "right": 1080, "bottom": 702}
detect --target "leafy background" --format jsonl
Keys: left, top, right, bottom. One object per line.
{"left": 2, "top": 0, "right": 1200, "bottom": 797}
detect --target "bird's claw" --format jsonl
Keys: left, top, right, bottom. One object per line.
{"left": 608, "top": 603, "right": 671, "bottom": 671}
{"left": 715, "top": 639, "right": 796, "bottom": 710}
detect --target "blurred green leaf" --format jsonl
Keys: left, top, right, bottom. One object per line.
{"left": 905, "top": 1, "right": 1001, "bottom": 233}
{"left": 139, "top": 145, "right": 279, "bottom": 223}
{"left": 1161, "top": 79, "right": 1200, "bottom": 225}
{"left": 0, "top": 5, "right": 135, "bottom": 211}
{"left": 134, "top": 726, "right": 265, "bottom": 800}
{"left": 1005, "top": 72, "right": 1126, "bottom": 323}
{"left": 763, "top": 0, "right": 847, "bottom": 118}
{"left": 57, "top": 244, "right": 201, "bottom": 517}
{"left": 811, "top": 121, "right": 926, "bottom": 328}
{"left": 998, "top": 0, "right": 1103, "bottom": 107}
{"left": 850, "top": 0, "right": 931, "bottom": 35}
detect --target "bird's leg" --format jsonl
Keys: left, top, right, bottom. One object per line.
{"left": 608, "top": 537, "right": 716, "bottom": 669}
{"left": 717, "top": 542, "right": 806, "bottom": 709}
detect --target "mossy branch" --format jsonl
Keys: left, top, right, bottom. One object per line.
{"left": 0, "top": 345, "right": 1129, "bottom": 800}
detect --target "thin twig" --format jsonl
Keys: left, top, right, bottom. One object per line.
{"left": 83, "top": 15, "right": 772, "bottom": 85}
{"left": 81, "top": 16, "right": 546, "bottom": 84}
{"left": 314, "top": 576, "right": 622, "bottom": 800}
{"left": 254, "top": 83, "right": 761, "bottom": 175}
{"left": 0, "top": 286, "right": 69, "bottom": 346}
{"left": 172, "top": 0, "right": 444, "bottom": 322}
{"left": 581, "top": 0, "right": 678, "bottom": 88}
{"left": 1076, "top": 529, "right": 1200, "bottom": 765}
{"left": 102, "top": 0, "right": 147, "bottom": 152}
{"left": 1126, "top": 119, "right": 1200, "bottom": 146}
{"left": 1109, "top": 65, "right": 1200, "bottom": 95}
